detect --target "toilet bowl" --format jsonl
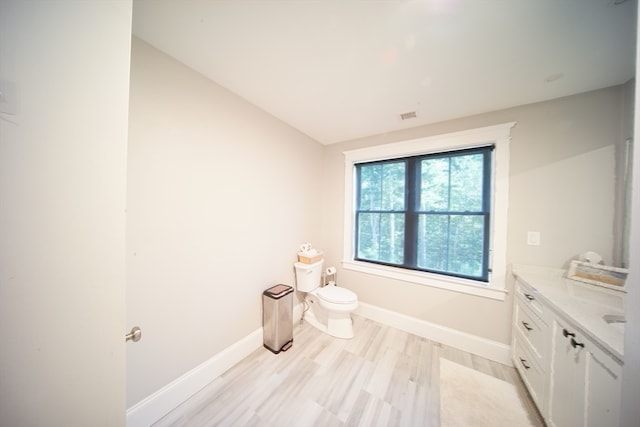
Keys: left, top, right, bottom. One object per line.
{"left": 294, "top": 260, "right": 358, "bottom": 339}
{"left": 317, "top": 286, "right": 358, "bottom": 312}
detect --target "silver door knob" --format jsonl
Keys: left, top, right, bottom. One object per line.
{"left": 125, "top": 326, "right": 142, "bottom": 343}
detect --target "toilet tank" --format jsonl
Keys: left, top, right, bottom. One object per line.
{"left": 294, "top": 260, "right": 324, "bottom": 292}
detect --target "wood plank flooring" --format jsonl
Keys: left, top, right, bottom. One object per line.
{"left": 153, "top": 315, "right": 545, "bottom": 427}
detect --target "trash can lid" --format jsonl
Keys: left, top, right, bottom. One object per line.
{"left": 263, "top": 284, "right": 293, "bottom": 298}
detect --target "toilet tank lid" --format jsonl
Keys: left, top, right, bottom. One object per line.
{"left": 294, "top": 260, "right": 324, "bottom": 269}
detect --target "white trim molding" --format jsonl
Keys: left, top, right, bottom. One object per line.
{"left": 343, "top": 259, "right": 508, "bottom": 300}
{"left": 126, "top": 328, "right": 263, "bottom": 427}
{"left": 355, "top": 301, "right": 512, "bottom": 366}
{"left": 343, "top": 122, "right": 516, "bottom": 301}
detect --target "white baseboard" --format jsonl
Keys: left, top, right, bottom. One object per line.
{"left": 126, "top": 327, "right": 263, "bottom": 427}
{"left": 355, "top": 302, "right": 512, "bottom": 366}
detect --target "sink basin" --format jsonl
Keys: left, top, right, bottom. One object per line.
{"left": 603, "top": 314, "right": 626, "bottom": 333}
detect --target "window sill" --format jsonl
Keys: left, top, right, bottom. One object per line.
{"left": 342, "top": 260, "right": 507, "bottom": 301}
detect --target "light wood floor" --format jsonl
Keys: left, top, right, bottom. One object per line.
{"left": 153, "top": 315, "right": 545, "bottom": 427}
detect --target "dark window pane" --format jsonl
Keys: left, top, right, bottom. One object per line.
{"left": 417, "top": 214, "right": 484, "bottom": 277}
{"left": 419, "top": 158, "right": 449, "bottom": 211}
{"left": 420, "top": 153, "right": 484, "bottom": 212}
{"left": 357, "top": 213, "right": 404, "bottom": 264}
{"left": 450, "top": 154, "right": 483, "bottom": 212}
{"left": 448, "top": 215, "right": 485, "bottom": 277}
{"left": 417, "top": 214, "right": 449, "bottom": 270}
{"left": 358, "top": 162, "right": 405, "bottom": 211}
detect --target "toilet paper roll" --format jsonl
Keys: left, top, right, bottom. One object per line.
{"left": 300, "top": 243, "right": 312, "bottom": 253}
{"left": 326, "top": 267, "right": 337, "bottom": 275}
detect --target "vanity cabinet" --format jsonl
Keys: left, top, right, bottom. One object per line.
{"left": 511, "top": 272, "right": 623, "bottom": 427}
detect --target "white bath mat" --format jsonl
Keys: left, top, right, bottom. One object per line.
{"left": 439, "top": 357, "right": 536, "bottom": 427}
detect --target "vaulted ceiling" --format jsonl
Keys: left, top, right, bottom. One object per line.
{"left": 132, "top": 0, "right": 636, "bottom": 145}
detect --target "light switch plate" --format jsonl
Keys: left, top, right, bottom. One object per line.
{"left": 527, "top": 231, "right": 541, "bottom": 246}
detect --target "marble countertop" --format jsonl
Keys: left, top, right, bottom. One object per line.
{"left": 512, "top": 264, "right": 625, "bottom": 363}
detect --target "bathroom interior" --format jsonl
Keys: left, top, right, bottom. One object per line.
{"left": 127, "top": 0, "right": 639, "bottom": 422}
{"left": 1, "top": 1, "right": 639, "bottom": 426}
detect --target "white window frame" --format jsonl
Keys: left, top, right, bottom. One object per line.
{"left": 343, "top": 122, "right": 515, "bottom": 301}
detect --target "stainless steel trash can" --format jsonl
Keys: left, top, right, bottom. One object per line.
{"left": 262, "top": 284, "right": 294, "bottom": 354}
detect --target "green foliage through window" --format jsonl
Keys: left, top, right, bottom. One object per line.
{"left": 355, "top": 146, "right": 493, "bottom": 282}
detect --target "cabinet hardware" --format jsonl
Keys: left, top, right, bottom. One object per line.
{"left": 524, "top": 293, "right": 535, "bottom": 301}
{"left": 570, "top": 338, "right": 585, "bottom": 349}
{"left": 562, "top": 328, "right": 576, "bottom": 338}
{"left": 522, "top": 321, "right": 533, "bottom": 331}
{"left": 519, "top": 357, "right": 531, "bottom": 370}
{"left": 125, "top": 326, "right": 142, "bottom": 343}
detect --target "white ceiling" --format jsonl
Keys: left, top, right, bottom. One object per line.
{"left": 132, "top": 0, "right": 636, "bottom": 145}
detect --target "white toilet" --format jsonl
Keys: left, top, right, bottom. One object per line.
{"left": 294, "top": 260, "right": 358, "bottom": 339}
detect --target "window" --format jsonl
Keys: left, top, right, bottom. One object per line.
{"left": 355, "top": 146, "right": 493, "bottom": 282}
{"left": 343, "top": 123, "right": 515, "bottom": 300}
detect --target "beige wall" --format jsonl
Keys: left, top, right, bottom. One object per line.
{"left": 321, "top": 86, "right": 626, "bottom": 345}
{"left": 126, "top": 38, "right": 324, "bottom": 406}
{"left": 0, "top": 1, "right": 131, "bottom": 425}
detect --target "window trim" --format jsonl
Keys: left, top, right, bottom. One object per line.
{"left": 343, "top": 122, "right": 515, "bottom": 301}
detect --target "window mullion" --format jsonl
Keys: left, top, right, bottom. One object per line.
{"left": 446, "top": 157, "right": 452, "bottom": 273}
{"left": 405, "top": 158, "right": 418, "bottom": 268}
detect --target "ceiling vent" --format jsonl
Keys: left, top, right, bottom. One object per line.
{"left": 400, "top": 111, "right": 417, "bottom": 120}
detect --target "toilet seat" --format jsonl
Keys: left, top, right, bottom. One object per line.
{"left": 318, "top": 286, "right": 357, "bottom": 304}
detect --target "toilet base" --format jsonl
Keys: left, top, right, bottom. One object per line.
{"left": 304, "top": 294, "right": 354, "bottom": 339}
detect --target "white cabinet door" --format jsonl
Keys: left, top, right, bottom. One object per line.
{"left": 585, "top": 345, "right": 622, "bottom": 427}
{"left": 548, "top": 317, "right": 623, "bottom": 427}
{"left": 548, "top": 320, "right": 587, "bottom": 427}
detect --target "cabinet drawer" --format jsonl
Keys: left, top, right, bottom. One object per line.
{"left": 513, "top": 338, "right": 546, "bottom": 410}
{"left": 515, "top": 297, "right": 549, "bottom": 362}
{"left": 515, "top": 279, "right": 548, "bottom": 322}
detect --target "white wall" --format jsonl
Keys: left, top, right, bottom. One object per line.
{"left": 126, "top": 38, "right": 324, "bottom": 407}
{"left": 619, "top": 6, "right": 640, "bottom": 426}
{"left": 322, "top": 86, "right": 626, "bottom": 345}
{"left": 0, "top": 1, "right": 131, "bottom": 426}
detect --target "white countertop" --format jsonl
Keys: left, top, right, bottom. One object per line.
{"left": 512, "top": 264, "right": 625, "bottom": 362}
